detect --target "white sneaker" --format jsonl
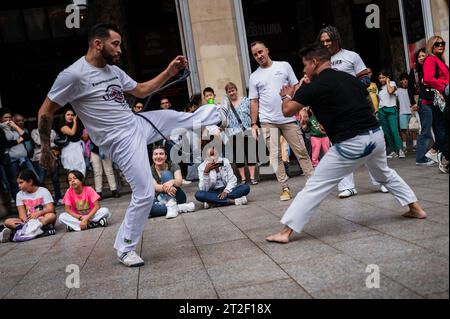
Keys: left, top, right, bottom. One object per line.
{"left": 117, "top": 251, "right": 145, "bottom": 267}
{"left": 204, "top": 203, "right": 210, "bottom": 209}
{"left": 386, "top": 152, "right": 398, "bottom": 159}
{"left": 0, "top": 226, "right": 11, "bottom": 243}
{"left": 380, "top": 185, "right": 389, "bottom": 193}
{"left": 182, "top": 179, "right": 192, "bottom": 185}
{"left": 235, "top": 196, "right": 248, "bottom": 206}
{"left": 426, "top": 151, "right": 438, "bottom": 163}
{"left": 398, "top": 150, "right": 406, "bottom": 158}
{"left": 338, "top": 189, "right": 358, "bottom": 198}
{"left": 178, "top": 202, "right": 196, "bottom": 213}
{"left": 166, "top": 200, "right": 179, "bottom": 219}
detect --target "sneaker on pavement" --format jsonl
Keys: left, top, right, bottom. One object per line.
{"left": 178, "top": 202, "right": 196, "bottom": 213}
{"left": 118, "top": 251, "right": 145, "bottom": 267}
{"left": 66, "top": 225, "right": 75, "bottom": 232}
{"left": 182, "top": 179, "right": 192, "bottom": 185}
{"left": 98, "top": 218, "right": 108, "bottom": 227}
{"left": 426, "top": 151, "right": 439, "bottom": 163}
{"left": 438, "top": 154, "right": 449, "bottom": 174}
{"left": 204, "top": 202, "right": 210, "bottom": 209}
{"left": 380, "top": 185, "right": 389, "bottom": 193}
{"left": 416, "top": 160, "right": 437, "bottom": 167}
{"left": 398, "top": 149, "right": 406, "bottom": 158}
{"left": 339, "top": 188, "right": 358, "bottom": 198}
{"left": 166, "top": 200, "right": 179, "bottom": 219}
{"left": 280, "top": 188, "right": 291, "bottom": 201}
{"left": 235, "top": 196, "right": 248, "bottom": 206}
{"left": 0, "top": 226, "right": 11, "bottom": 243}
{"left": 386, "top": 152, "right": 398, "bottom": 159}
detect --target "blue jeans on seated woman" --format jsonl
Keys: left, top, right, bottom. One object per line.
{"left": 195, "top": 184, "right": 250, "bottom": 207}
{"left": 149, "top": 170, "right": 187, "bottom": 218}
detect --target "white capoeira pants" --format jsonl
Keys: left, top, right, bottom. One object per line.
{"left": 338, "top": 172, "right": 379, "bottom": 191}
{"left": 59, "top": 207, "right": 111, "bottom": 232}
{"left": 281, "top": 128, "right": 418, "bottom": 234}
{"left": 105, "top": 107, "right": 221, "bottom": 253}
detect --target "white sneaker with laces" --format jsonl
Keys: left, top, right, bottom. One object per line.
{"left": 380, "top": 185, "right": 389, "bottom": 193}
{"left": 426, "top": 151, "right": 438, "bottom": 163}
{"left": 166, "top": 200, "right": 179, "bottom": 219}
{"left": 386, "top": 152, "right": 398, "bottom": 159}
{"left": 235, "top": 196, "right": 248, "bottom": 206}
{"left": 178, "top": 202, "right": 196, "bottom": 213}
{"left": 338, "top": 189, "right": 358, "bottom": 198}
{"left": 398, "top": 150, "right": 406, "bottom": 158}
{"left": 1, "top": 226, "right": 11, "bottom": 243}
{"left": 118, "top": 251, "right": 145, "bottom": 267}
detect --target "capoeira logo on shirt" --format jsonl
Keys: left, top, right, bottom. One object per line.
{"left": 103, "top": 84, "right": 126, "bottom": 104}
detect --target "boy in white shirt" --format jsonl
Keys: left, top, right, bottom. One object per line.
{"left": 397, "top": 74, "right": 418, "bottom": 153}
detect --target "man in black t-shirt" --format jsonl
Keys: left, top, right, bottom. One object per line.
{"left": 266, "top": 45, "right": 427, "bottom": 244}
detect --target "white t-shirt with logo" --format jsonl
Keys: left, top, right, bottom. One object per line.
{"left": 48, "top": 57, "right": 138, "bottom": 148}
{"left": 397, "top": 88, "right": 411, "bottom": 115}
{"left": 16, "top": 187, "right": 54, "bottom": 217}
{"left": 331, "top": 49, "right": 367, "bottom": 77}
{"left": 249, "top": 61, "right": 299, "bottom": 124}
{"left": 378, "top": 82, "right": 398, "bottom": 108}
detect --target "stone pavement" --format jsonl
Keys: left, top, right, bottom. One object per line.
{"left": 0, "top": 157, "right": 448, "bottom": 299}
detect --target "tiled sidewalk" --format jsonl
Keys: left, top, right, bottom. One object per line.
{"left": 0, "top": 157, "right": 448, "bottom": 299}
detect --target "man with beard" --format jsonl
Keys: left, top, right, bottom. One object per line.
{"left": 38, "top": 24, "right": 228, "bottom": 267}
{"left": 266, "top": 45, "right": 427, "bottom": 244}
{"left": 318, "top": 26, "right": 389, "bottom": 199}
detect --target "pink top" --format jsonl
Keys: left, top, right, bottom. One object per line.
{"left": 63, "top": 186, "right": 100, "bottom": 216}
{"left": 423, "top": 55, "right": 449, "bottom": 94}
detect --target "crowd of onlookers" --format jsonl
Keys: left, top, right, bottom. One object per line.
{"left": 0, "top": 30, "right": 448, "bottom": 244}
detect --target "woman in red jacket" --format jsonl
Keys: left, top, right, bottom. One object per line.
{"left": 423, "top": 36, "right": 449, "bottom": 173}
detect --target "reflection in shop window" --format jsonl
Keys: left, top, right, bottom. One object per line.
{"left": 23, "top": 8, "right": 51, "bottom": 41}
{"left": 0, "top": 10, "right": 27, "bottom": 43}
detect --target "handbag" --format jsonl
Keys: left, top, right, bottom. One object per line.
{"left": 408, "top": 114, "right": 420, "bottom": 131}
{"left": 54, "top": 134, "right": 69, "bottom": 148}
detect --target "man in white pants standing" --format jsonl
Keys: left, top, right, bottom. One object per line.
{"left": 318, "top": 26, "right": 389, "bottom": 198}
{"left": 266, "top": 45, "right": 427, "bottom": 244}
{"left": 38, "top": 24, "right": 227, "bottom": 267}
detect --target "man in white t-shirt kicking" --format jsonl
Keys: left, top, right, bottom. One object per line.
{"left": 250, "top": 41, "right": 313, "bottom": 202}
{"left": 38, "top": 24, "right": 227, "bottom": 267}
{"left": 318, "top": 26, "right": 388, "bottom": 198}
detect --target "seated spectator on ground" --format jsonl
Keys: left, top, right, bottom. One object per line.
{"left": 149, "top": 145, "right": 195, "bottom": 219}
{"left": 58, "top": 170, "right": 111, "bottom": 232}
{"left": 0, "top": 169, "right": 57, "bottom": 243}
{"left": 195, "top": 145, "right": 250, "bottom": 209}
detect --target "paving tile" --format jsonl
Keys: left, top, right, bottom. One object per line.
{"left": 217, "top": 279, "right": 312, "bottom": 299}
{"left": 281, "top": 254, "right": 368, "bottom": 294}
{"left": 197, "top": 239, "right": 264, "bottom": 266}
{"left": 139, "top": 278, "right": 217, "bottom": 299}
{"left": 68, "top": 275, "right": 138, "bottom": 299}
{"left": 205, "top": 255, "right": 289, "bottom": 291}
{"left": 412, "top": 236, "right": 449, "bottom": 257}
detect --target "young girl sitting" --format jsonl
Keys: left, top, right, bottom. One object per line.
{"left": 58, "top": 170, "right": 111, "bottom": 232}
{"left": 0, "top": 169, "right": 57, "bottom": 243}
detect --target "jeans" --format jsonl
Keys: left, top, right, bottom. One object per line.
{"left": 33, "top": 162, "right": 62, "bottom": 201}
{"left": 416, "top": 102, "right": 434, "bottom": 163}
{"left": 149, "top": 170, "right": 187, "bottom": 218}
{"left": 431, "top": 103, "right": 447, "bottom": 154}
{"left": 195, "top": 184, "right": 250, "bottom": 206}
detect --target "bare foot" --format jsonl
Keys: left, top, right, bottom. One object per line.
{"left": 403, "top": 202, "right": 427, "bottom": 219}
{"left": 266, "top": 226, "right": 293, "bottom": 244}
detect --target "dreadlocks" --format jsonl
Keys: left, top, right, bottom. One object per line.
{"left": 317, "top": 25, "right": 343, "bottom": 50}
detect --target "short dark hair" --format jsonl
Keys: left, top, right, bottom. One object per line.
{"left": 67, "top": 170, "right": 85, "bottom": 185}
{"left": 18, "top": 169, "right": 39, "bottom": 186}
{"left": 88, "top": 23, "right": 121, "bottom": 44}
{"left": 250, "top": 41, "right": 267, "bottom": 48}
{"left": 203, "top": 87, "right": 215, "bottom": 96}
{"left": 399, "top": 73, "right": 409, "bottom": 80}
{"left": 152, "top": 145, "right": 167, "bottom": 156}
{"left": 299, "top": 44, "right": 332, "bottom": 63}
{"left": 379, "top": 70, "right": 391, "bottom": 78}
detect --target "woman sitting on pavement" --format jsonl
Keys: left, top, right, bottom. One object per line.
{"left": 149, "top": 145, "right": 195, "bottom": 219}
{"left": 195, "top": 145, "right": 250, "bottom": 209}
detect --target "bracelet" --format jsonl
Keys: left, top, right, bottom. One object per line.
{"left": 281, "top": 94, "right": 292, "bottom": 101}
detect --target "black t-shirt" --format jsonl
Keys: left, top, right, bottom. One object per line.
{"left": 294, "top": 68, "right": 379, "bottom": 143}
